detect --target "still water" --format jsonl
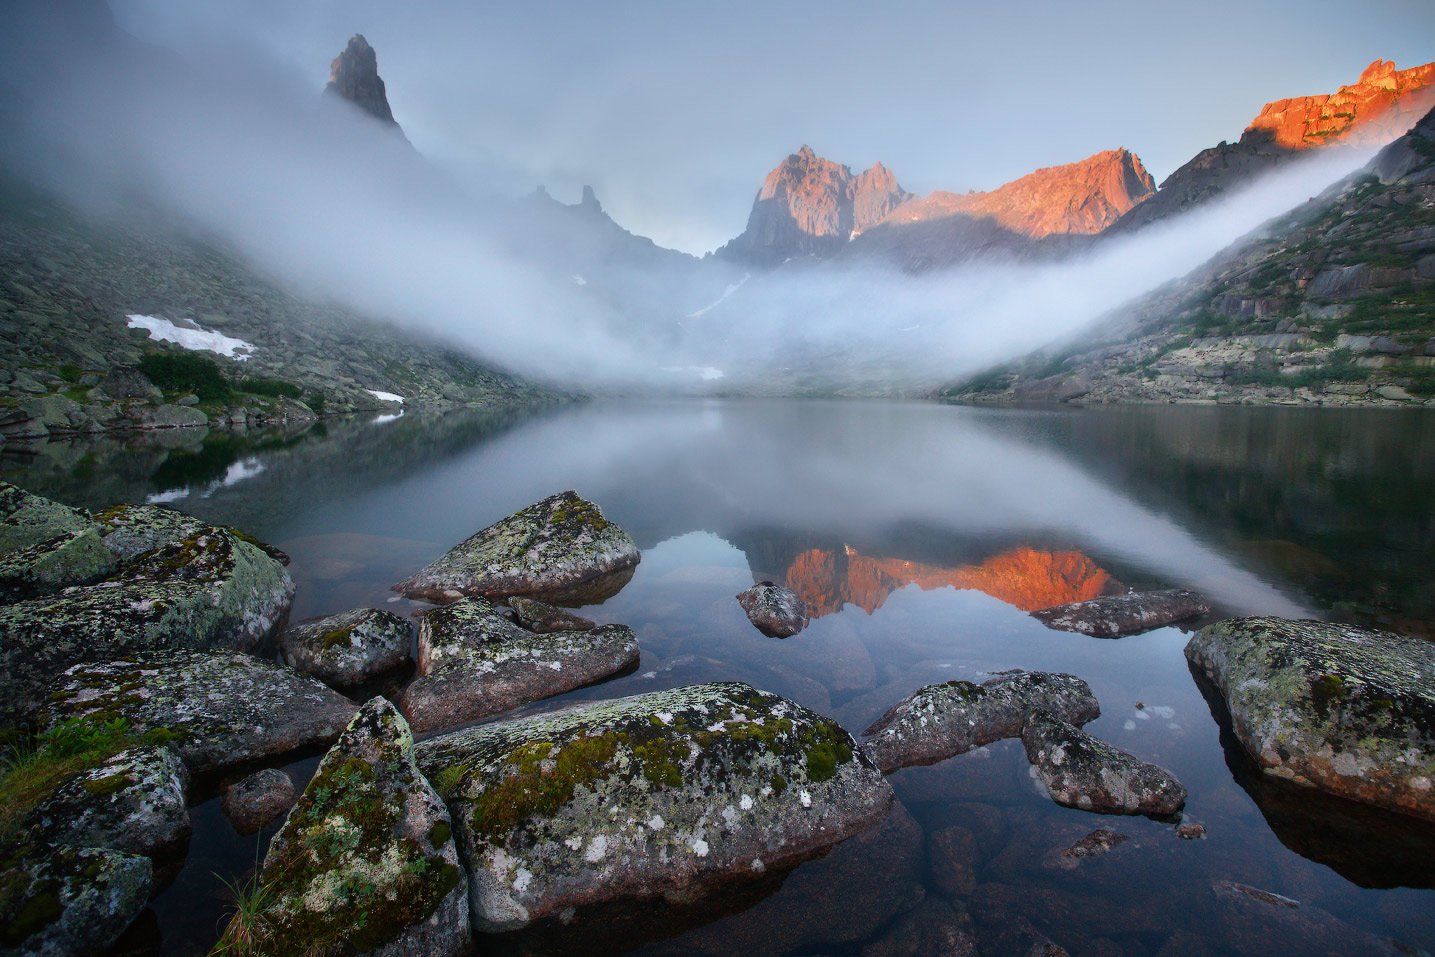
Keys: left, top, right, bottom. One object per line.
{"left": 6, "top": 399, "right": 1435, "bottom": 954}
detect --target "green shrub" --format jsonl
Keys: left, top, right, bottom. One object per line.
{"left": 236, "top": 377, "right": 302, "bottom": 399}
{"left": 137, "top": 351, "right": 231, "bottom": 401}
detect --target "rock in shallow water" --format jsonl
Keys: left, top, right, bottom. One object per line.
{"left": 218, "top": 698, "right": 469, "bottom": 957}
{"left": 507, "top": 596, "right": 595, "bottom": 633}
{"left": 1021, "top": 710, "right": 1187, "bottom": 817}
{"left": 414, "top": 681, "right": 891, "bottom": 934}
{"left": 42, "top": 651, "right": 358, "bottom": 776}
{"left": 1031, "top": 588, "right": 1209, "bottom": 637}
{"left": 861, "top": 671, "right": 1100, "bottom": 774}
{"left": 280, "top": 606, "right": 411, "bottom": 690}
{"left": 393, "top": 490, "right": 639, "bottom": 605}
{"left": 735, "top": 581, "right": 809, "bottom": 637}
{"left": 399, "top": 597, "right": 639, "bottom": 734}
{"left": 1186, "top": 616, "right": 1435, "bottom": 822}
{"left": 221, "top": 768, "right": 297, "bottom": 836}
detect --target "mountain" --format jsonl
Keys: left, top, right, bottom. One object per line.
{"left": 717, "top": 146, "right": 912, "bottom": 265}
{"left": 848, "top": 148, "right": 1155, "bottom": 270}
{"left": 949, "top": 104, "right": 1435, "bottom": 407}
{"left": 1110, "top": 59, "right": 1435, "bottom": 234}
{"left": 324, "top": 34, "right": 405, "bottom": 135}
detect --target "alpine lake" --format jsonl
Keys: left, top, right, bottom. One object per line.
{"left": 5, "top": 398, "right": 1434, "bottom": 955}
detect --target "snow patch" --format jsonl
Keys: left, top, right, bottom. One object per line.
{"left": 366, "top": 389, "right": 405, "bottom": 404}
{"left": 686, "top": 273, "right": 750, "bottom": 318}
{"left": 126, "top": 314, "right": 255, "bottom": 360}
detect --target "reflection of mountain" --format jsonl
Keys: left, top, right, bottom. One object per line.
{"left": 784, "top": 545, "right": 1124, "bottom": 617}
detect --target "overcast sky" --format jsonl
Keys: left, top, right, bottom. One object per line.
{"left": 111, "top": 0, "right": 1433, "bottom": 254}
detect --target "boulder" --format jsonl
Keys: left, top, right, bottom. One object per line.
{"left": 860, "top": 899, "right": 978, "bottom": 957}
{"left": 217, "top": 698, "right": 468, "bottom": 957}
{"left": 507, "top": 596, "right": 595, "bottom": 633}
{"left": 1045, "top": 828, "right": 1129, "bottom": 870}
{"left": 1021, "top": 710, "right": 1187, "bottom": 817}
{"left": 17, "top": 746, "right": 190, "bottom": 860}
{"left": 392, "top": 491, "right": 640, "bottom": 605}
{"left": 221, "top": 768, "right": 297, "bottom": 836}
{"left": 0, "top": 482, "right": 92, "bottom": 555}
{"left": 280, "top": 607, "right": 411, "bottom": 690}
{"left": 414, "top": 681, "right": 891, "bottom": 933}
{"left": 42, "top": 651, "right": 358, "bottom": 776}
{"left": 399, "top": 598, "right": 639, "bottom": 735}
{"left": 137, "top": 403, "right": 208, "bottom": 430}
{"left": 0, "top": 843, "right": 151, "bottom": 956}
{"left": 735, "top": 581, "right": 809, "bottom": 637}
{"left": 94, "top": 503, "right": 290, "bottom": 566}
{"left": 0, "top": 522, "right": 295, "bottom": 723}
{"left": 1186, "top": 617, "right": 1435, "bottom": 821}
{"left": 861, "top": 671, "right": 1100, "bottom": 774}
{"left": 0, "top": 527, "right": 114, "bottom": 602}
{"left": 1031, "top": 589, "right": 1209, "bottom": 637}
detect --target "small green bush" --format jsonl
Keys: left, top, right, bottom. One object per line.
{"left": 236, "top": 377, "right": 302, "bottom": 399}
{"left": 137, "top": 351, "right": 231, "bottom": 401}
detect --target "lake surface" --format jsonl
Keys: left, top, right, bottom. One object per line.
{"left": 6, "top": 399, "right": 1435, "bottom": 955}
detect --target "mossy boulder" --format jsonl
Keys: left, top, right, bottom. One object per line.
{"left": 861, "top": 671, "right": 1100, "bottom": 774}
{"left": 94, "top": 502, "right": 290, "bottom": 566}
{"left": 0, "top": 528, "right": 115, "bottom": 602}
{"left": 281, "top": 607, "right": 411, "bottom": 690}
{"left": 16, "top": 745, "right": 190, "bottom": 861}
{"left": 1186, "top": 617, "right": 1435, "bottom": 821}
{"left": 0, "top": 525, "right": 295, "bottom": 724}
{"left": 399, "top": 598, "right": 640, "bottom": 735}
{"left": 1031, "top": 588, "right": 1209, "bottom": 637}
{"left": 414, "top": 681, "right": 891, "bottom": 933}
{"left": 0, "top": 842, "right": 152, "bottom": 956}
{"left": 735, "top": 582, "right": 809, "bottom": 638}
{"left": 41, "top": 652, "right": 358, "bottom": 776}
{"left": 392, "top": 491, "right": 639, "bottom": 606}
{"left": 1021, "top": 710, "right": 1187, "bottom": 817}
{"left": 219, "top": 698, "right": 468, "bottom": 957}
{"left": 0, "top": 481, "right": 91, "bottom": 556}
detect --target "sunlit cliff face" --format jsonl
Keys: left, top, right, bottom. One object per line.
{"left": 783, "top": 545, "right": 1124, "bottom": 618}
{"left": 1246, "top": 59, "right": 1435, "bottom": 151}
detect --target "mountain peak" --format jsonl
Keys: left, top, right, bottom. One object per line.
{"left": 1245, "top": 58, "right": 1435, "bottom": 150}
{"left": 580, "top": 184, "right": 602, "bottom": 212}
{"left": 324, "top": 34, "right": 401, "bottom": 128}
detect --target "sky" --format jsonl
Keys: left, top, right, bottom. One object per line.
{"left": 110, "top": 0, "right": 1435, "bottom": 254}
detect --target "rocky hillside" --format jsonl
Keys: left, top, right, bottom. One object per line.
{"left": 324, "top": 34, "right": 405, "bottom": 132}
{"left": 1110, "top": 59, "right": 1435, "bottom": 235}
{"left": 0, "top": 176, "right": 556, "bottom": 439}
{"left": 717, "top": 146, "right": 912, "bottom": 265}
{"left": 947, "top": 105, "right": 1435, "bottom": 407}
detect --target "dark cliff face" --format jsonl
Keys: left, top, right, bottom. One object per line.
{"left": 1110, "top": 59, "right": 1435, "bottom": 236}
{"left": 324, "top": 34, "right": 401, "bottom": 129}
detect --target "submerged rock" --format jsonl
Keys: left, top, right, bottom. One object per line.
{"left": 507, "top": 596, "right": 595, "bottom": 633}
{"left": 1045, "top": 828, "right": 1129, "bottom": 870}
{"left": 1031, "top": 588, "right": 1209, "bottom": 637}
{"left": 735, "top": 581, "right": 809, "bottom": 637}
{"left": 218, "top": 698, "right": 468, "bottom": 956}
{"left": 860, "top": 899, "right": 978, "bottom": 957}
{"left": 0, "top": 522, "right": 295, "bottom": 723}
{"left": 280, "top": 607, "right": 411, "bottom": 690}
{"left": 1186, "top": 880, "right": 1407, "bottom": 956}
{"left": 861, "top": 671, "right": 1100, "bottom": 774}
{"left": 392, "top": 491, "right": 640, "bottom": 605}
{"left": 42, "top": 651, "right": 358, "bottom": 776}
{"left": 18, "top": 746, "right": 190, "bottom": 861}
{"left": 399, "top": 597, "right": 639, "bottom": 734}
{"left": 1021, "top": 710, "right": 1187, "bottom": 817}
{"left": 0, "top": 843, "right": 152, "bottom": 957}
{"left": 221, "top": 768, "right": 297, "bottom": 836}
{"left": 414, "top": 681, "right": 891, "bottom": 934}
{"left": 1186, "top": 616, "right": 1435, "bottom": 821}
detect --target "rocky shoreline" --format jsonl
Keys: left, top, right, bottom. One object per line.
{"left": 1, "top": 481, "right": 1431, "bottom": 954}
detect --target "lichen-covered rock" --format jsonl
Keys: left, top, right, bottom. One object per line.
{"left": 414, "top": 681, "right": 891, "bottom": 934}
{"left": 1021, "top": 710, "right": 1187, "bottom": 817}
{"left": 1186, "top": 616, "right": 1435, "bottom": 821}
{"left": 0, "top": 528, "right": 115, "bottom": 602}
{"left": 94, "top": 503, "right": 290, "bottom": 566}
{"left": 399, "top": 598, "right": 639, "bottom": 735}
{"left": 507, "top": 596, "right": 595, "bottom": 633}
{"left": 392, "top": 491, "right": 640, "bottom": 605}
{"left": 861, "top": 671, "right": 1100, "bottom": 774}
{"left": 42, "top": 652, "right": 358, "bottom": 776}
{"left": 735, "top": 581, "right": 809, "bottom": 638}
{"left": 1031, "top": 588, "right": 1209, "bottom": 637}
{"left": 281, "top": 607, "right": 411, "bottom": 690}
{"left": 221, "top": 768, "right": 297, "bottom": 836}
{"left": 0, "top": 843, "right": 152, "bottom": 957}
{"left": 17, "top": 746, "right": 190, "bottom": 860}
{"left": 0, "top": 482, "right": 92, "bottom": 555}
{"left": 0, "top": 528, "right": 295, "bottom": 723}
{"left": 218, "top": 698, "right": 468, "bottom": 957}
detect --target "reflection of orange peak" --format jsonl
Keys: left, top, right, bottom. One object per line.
{"left": 785, "top": 546, "right": 1123, "bottom": 617}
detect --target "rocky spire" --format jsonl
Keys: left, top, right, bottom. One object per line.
{"left": 324, "top": 34, "right": 401, "bottom": 129}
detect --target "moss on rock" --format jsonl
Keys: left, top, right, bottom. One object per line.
{"left": 0, "top": 842, "right": 151, "bottom": 955}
